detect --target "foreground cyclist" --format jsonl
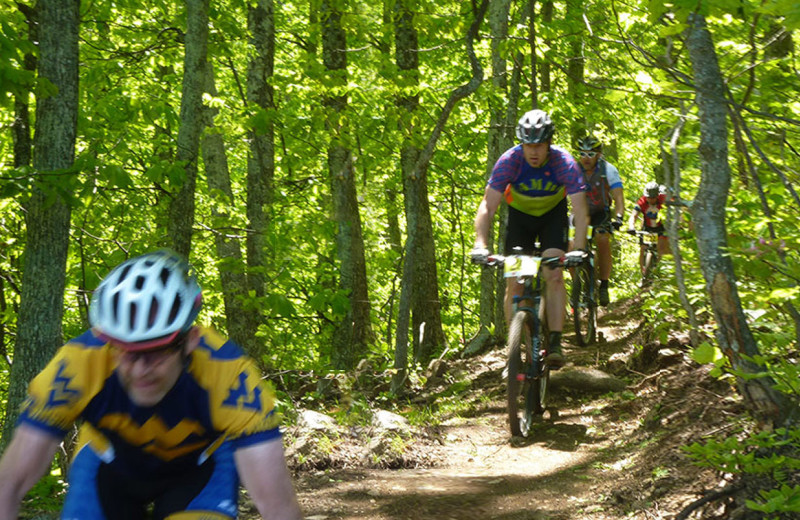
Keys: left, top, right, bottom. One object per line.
{"left": 627, "top": 181, "right": 671, "bottom": 275}
{"left": 471, "top": 109, "right": 589, "bottom": 368}
{"left": 0, "top": 250, "right": 302, "bottom": 520}
{"left": 575, "top": 136, "right": 625, "bottom": 306}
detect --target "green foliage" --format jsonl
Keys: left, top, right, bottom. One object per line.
{"left": 0, "top": 0, "right": 796, "bottom": 433}
{"left": 23, "top": 471, "right": 66, "bottom": 514}
{"left": 684, "top": 428, "right": 800, "bottom": 517}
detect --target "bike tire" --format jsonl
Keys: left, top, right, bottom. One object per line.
{"left": 531, "top": 314, "right": 550, "bottom": 420}
{"left": 643, "top": 250, "right": 656, "bottom": 287}
{"left": 571, "top": 263, "right": 597, "bottom": 346}
{"left": 507, "top": 311, "right": 540, "bottom": 437}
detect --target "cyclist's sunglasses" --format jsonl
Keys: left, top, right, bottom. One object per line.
{"left": 579, "top": 151, "right": 598, "bottom": 158}
{"left": 112, "top": 333, "right": 189, "bottom": 366}
{"left": 115, "top": 342, "right": 184, "bottom": 366}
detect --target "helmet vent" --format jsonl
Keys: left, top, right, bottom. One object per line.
{"left": 148, "top": 298, "right": 160, "bottom": 327}
{"left": 159, "top": 267, "right": 170, "bottom": 286}
{"left": 119, "top": 264, "right": 132, "bottom": 282}
{"left": 111, "top": 292, "right": 120, "bottom": 323}
{"left": 135, "top": 276, "right": 145, "bottom": 291}
{"left": 129, "top": 302, "right": 138, "bottom": 330}
{"left": 168, "top": 295, "right": 182, "bottom": 325}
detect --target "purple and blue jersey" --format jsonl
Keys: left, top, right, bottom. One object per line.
{"left": 488, "top": 145, "right": 587, "bottom": 216}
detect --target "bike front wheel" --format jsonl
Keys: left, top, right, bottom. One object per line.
{"left": 507, "top": 310, "right": 548, "bottom": 437}
{"left": 643, "top": 249, "right": 658, "bottom": 287}
{"left": 571, "top": 262, "right": 597, "bottom": 346}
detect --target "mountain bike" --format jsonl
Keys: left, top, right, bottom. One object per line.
{"left": 630, "top": 230, "right": 661, "bottom": 287}
{"left": 569, "top": 225, "right": 597, "bottom": 347}
{"left": 481, "top": 248, "right": 586, "bottom": 437}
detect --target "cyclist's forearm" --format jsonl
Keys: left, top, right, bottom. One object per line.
{"left": 473, "top": 188, "right": 502, "bottom": 248}
{"left": 611, "top": 187, "right": 624, "bottom": 218}
{"left": 0, "top": 426, "right": 60, "bottom": 520}
{"left": 570, "top": 193, "right": 589, "bottom": 250}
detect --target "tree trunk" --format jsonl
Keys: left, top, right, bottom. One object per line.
{"left": 565, "top": 0, "right": 584, "bottom": 143}
{"left": 540, "top": 0, "right": 553, "bottom": 93}
{"left": 685, "top": 13, "right": 795, "bottom": 427}
{"left": 470, "top": 0, "right": 513, "bottom": 353}
{"left": 202, "top": 63, "right": 254, "bottom": 353}
{"left": 322, "top": 0, "right": 372, "bottom": 370}
{"left": 405, "top": 0, "right": 489, "bottom": 364}
{"left": 2, "top": 0, "right": 78, "bottom": 449}
{"left": 168, "top": 0, "right": 209, "bottom": 257}
{"left": 526, "top": 0, "right": 538, "bottom": 108}
{"left": 391, "top": 0, "right": 420, "bottom": 391}
{"left": 246, "top": 0, "right": 275, "bottom": 310}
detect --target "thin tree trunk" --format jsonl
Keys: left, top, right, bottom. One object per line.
{"left": 202, "top": 64, "right": 254, "bottom": 352}
{"left": 168, "top": 0, "right": 208, "bottom": 257}
{"left": 2, "top": 0, "right": 79, "bottom": 449}
{"left": 526, "top": 0, "right": 538, "bottom": 108}
{"left": 246, "top": 0, "right": 275, "bottom": 310}
{"left": 565, "top": 0, "right": 584, "bottom": 143}
{"left": 685, "top": 13, "right": 795, "bottom": 427}
{"left": 322, "top": 0, "right": 372, "bottom": 370}
{"left": 468, "top": 0, "right": 513, "bottom": 355}
{"left": 661, "top": 105, "right": 699, "bottom": 346}
{"left": 540, "top": 0, "right": 553, "bottom": 93}
{"left": 391, "top": 0, "right": 420, "bottom": 391}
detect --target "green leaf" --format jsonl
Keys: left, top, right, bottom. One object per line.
{"left": 691, "top": 342, "right": 724, "bottom": 365}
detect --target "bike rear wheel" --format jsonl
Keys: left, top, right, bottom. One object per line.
{"left": 507, "top": 310, "right": 548, "bottom": 437}
{"left": 571, "top": 262, "right": 597, "bottom": 346}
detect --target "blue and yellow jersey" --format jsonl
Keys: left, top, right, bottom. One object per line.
{"left": 488, "top": 145, "right": 586, "bottom": 217}
{"left": 18, "top": 327, "right": 281, "bottom": 477}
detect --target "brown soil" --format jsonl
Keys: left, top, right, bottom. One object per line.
{"left": 248, "top": 297, "right": 749, "bottom": 520}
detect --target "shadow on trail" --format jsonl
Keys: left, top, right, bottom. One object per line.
{"left": 509, "top": 420, "right": 590, "bottom": 452}
{"left": 298, "top": 465, "right": 603, "bottom": 520}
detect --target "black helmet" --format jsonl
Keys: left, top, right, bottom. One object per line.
{"left": 577, "top": 135, "right": 601, "bottom": 151}
{"left": 516, "top": 110, "right": 554, "bottom": 144}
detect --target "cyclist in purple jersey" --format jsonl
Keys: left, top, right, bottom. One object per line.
{"left": 0, "top": 250, "right": 302, "bottom": 520}
{"left": 471, "top": 109, "right": 589, "bottom": 369}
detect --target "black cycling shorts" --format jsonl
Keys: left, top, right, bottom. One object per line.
{"left": 590, "top": 210, "right": 613, "bottom": 233}
{"left": 62, "top": 442, "right": 239, "bottom": 519}
{"left": 505, "top": 197, "right": 568, "bottom": 254}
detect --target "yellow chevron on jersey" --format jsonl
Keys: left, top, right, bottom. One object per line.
{"left": 19, "top": 327, "right": 281, "bottom": 475}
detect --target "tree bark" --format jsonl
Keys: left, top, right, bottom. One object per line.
{"left": 565, "top": 0, "right": 584, "bottom": 143}
{"left": 470, "top": 0, "right": 513, "bottom": 353}
{"left": 168, "top": 0, "right": 209, "bottom": 257}
{"left": 405, "top": 0, "right": 489, "bottom": 364}
{"left": 322, "top": 0, "right": 372, "bottom": 370}
{"left": 685, "top": 13, "right": 795, "bottom": 427}
{"left": 391, "top": 0, "right": 419, "bottom": 391}
{"left": 246, "top": 0, "right": 275, "bottom": 309}
{"left": 2, "top": 0, "right": 78, "bottom": 448}
{"left": 202, "top": 63, "right": 255, "bottom": 354}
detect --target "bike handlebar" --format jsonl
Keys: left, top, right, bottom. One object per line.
{"left": 482, "top": 251, "right": 589, "bottom": 270}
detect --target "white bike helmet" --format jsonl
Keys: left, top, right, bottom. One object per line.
{"left": 89, "top": 249, "right": 202, "bottom": 350}
{"left": 516, "top": 110, "right": 555, "bottom": 144}
{"left": 643, "top": 181, "right": 660, "bottom": 198}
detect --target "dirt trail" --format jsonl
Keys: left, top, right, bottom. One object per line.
{"left": 265, "top": 299, "right": 732, "bottom": 520}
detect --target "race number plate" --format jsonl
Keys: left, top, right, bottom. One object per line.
{"left": 504, "top": 256, "right": 542, "bottom": 278}
{"left": 642, "top": 233, "right": 659, "bottom": 244}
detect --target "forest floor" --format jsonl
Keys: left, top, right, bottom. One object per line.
{"left": 243, "top": 296, "right": 748, "bottom": 520}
